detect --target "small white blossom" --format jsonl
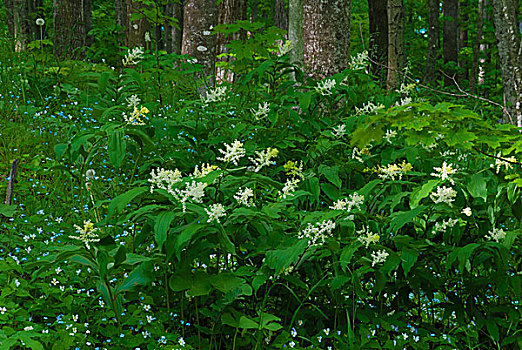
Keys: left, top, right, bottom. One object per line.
{"left": 349, "top": 50, "right": 368, "bottom": 70}
{"left": 430, "top": 186, "right": 457, "bottom": 205}
{"left": 126, "top": 94, "right": 141, "bottom": 108}
{"left": 315, "top": 79, "right": 336, "bottom": 96}
{"left": 193, "top": 163, "right": 218, "bottom": 178}
{"left": 70, "top": 220, "right": 100, "bottom": 249}
{"left": 234, "top": 187, "right": 255, "bottom": 207}
{"left": 149, "top": 168, "right": 182, "bottom": 194}
{"left": 330, "top": 192, "right": 364, "bottom": 212}
{"left": 493, "top": 153, "right": 517, "bottom": 173}
{"left": 383, "top": 129, "right": 397, "bottom": 143}
{"left": 357, "top": 226, "right": 380, "bottom": 248}
{"left": 432, "top": 218, "right": 459, "bottom": 235}
{"left": 356, "top": 101, "right": 385, "bottom": 115}
{"left": 371, "top": 250, "right": 389, "bottom": 267}
{"left": 431, "top": 162, "right": 457, "bottom": 184}
{"left": 251, "top": 102, "right": 270, "bottom": 119}
{"left": 462, "top": 207, "right": 472, "bottom": 216}
{"left": 278, "top": 178, "right": 300, "bottom": 199}
{"left": 486, "top": 227, "right": 506, "bottom": 242}
{"left": 298, "top": 220, "right": 336, "bottom": 246}
{"left": 332, "top": 124, "right": 346, "bottom": 138}
{"left": 122, "top": 47, "right": 144, "bottom": 66}
{"left": 249, "top": 148, "right": 278, "bottom": 172}
{"left": 203, "top": 86, "right": 227, "bottom": 103}
{"left": 205, "top": 203, "right": 226, "bottom": 223}
{"left": 217, "top": 140, "right": 246, "bottom": 165}
{"left": 36, "top": 18, "right": 45, "bottom": 26}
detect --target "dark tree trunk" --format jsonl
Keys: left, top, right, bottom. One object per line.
{"left": 216, "top": 0, "right": 247, "bottom": 81}
{"left": 165, "top": 2, "right": 183, "bottom": 54}
{"left": 182, "top": 0, "right": 218, "bottom": 82}
{"left": 442, "top": 0, "right": 459, "bottom": 86}
{"left": 424, "top": 0, "right": 440, "bottom": 84}
{"left": 53, "top": 0, "right": 92, "bottom": 58}
{"left": 125, "top": 0, "right": 150, "bottom": 48}
{"left": 386, "top": 0, "right": 404, "bottom": 90}
{"left": 458, "top": 7, "right": 469, "bottom": 81}
{"left": 368, "top": 0, "right": 388, "bottom": 85}
{"left": 470, "top": 0, "right": 486, "bottom": 93}
{"left": 303, "top": 0, "right": 351, "bottom": 78}
{"left": 491, "top": 0, "right": 522, "bottom": 126}
{"left": 5, "top": 0, "right": 43, "bottom": 51}
{"left": 274, "top": 0, "right": 288, "bottom": 32}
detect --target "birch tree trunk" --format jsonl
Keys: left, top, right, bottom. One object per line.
{"left": 53, "top": 0, "right": 92, "bottom": 58}
{"left": 491, "top": 0, "right": 522, "bottom": 126}
{"left": 368, "top": 0, "right": 388, "bottom": 85}
{"left": 182, "top": 0, "right": 218, "bottom": 82}
{"left": 165, "top": 2, "right": 183, "bottom": 54}
{"left": 424, "top": 0, "right": 440, "bottom": 84}
{"left": 386, "top": 0, "right": 404, "bottom": 90}
{"left": 288, "top": 0, "right": 304, "bottom": 70}
{"left": 303, "top": 0, "right": 351, "bottom": 78}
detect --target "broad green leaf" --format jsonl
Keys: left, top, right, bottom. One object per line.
{"left": 401, "top": 250, "right": 418, "bottom": 277}
{"left": 410, "top": 180, "right": 439, "bottom": 209}
{"left": 107, "top": 128, "right": 126, "bottom": 168}
{"left": 211, "top": 273, "right": 248, "bottom": 294}
{"left": 265, "top": 239, "right": 308, "bottom": 275}
{"left": 187, "top": 271, "right": 212, "bottom": 296}
{"left": 70, "top": 255, "right": 97, "bottom": 270}
{"left": 154, "top": 211, "right": 176, "bottom": 250}
{"left": 319, "top": 165, "right": 342, "bottom": 188}
{"left": 467, "top": 174, "right": 487, "bottom": 201}
{"left": 0, "top": 204, "right": 16, "bottom": 218}
{"left": 18, "top": 335, "right": 44, "bottom": 350}
{"left": 217, "top": 225, "right": 236, "bottom": 255}
{"left": 115, "top": 261, "right": 153, "bottom": 294}
{"left": 107, "top": 187, "right": 148, "bottom": 218}
{"left": 239, "top": 316, "right": 259, "bottom": 329}
{"left": 389, "top": 206, "right": 425, "bottom": 232}
{"left": 0, "top": 337, "right": 18, "bottom": 350}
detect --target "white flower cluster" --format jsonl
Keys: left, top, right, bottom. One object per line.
{"left": 278, "top": 178, "right": 300, "bottom": 199}
{"left": 356, "top": 101, "right": 385, "bottom": 115}
{"left": 330, "top": 192, "right": 364, "bottom": 212}
{"left": 493, "top": 152, "right": 517, "bottom": 174}
{"left": 174, "top": 181, "right": 207, "bottom": 212}
{"left": 202, "top": 86, "right": 227, "bottom": 103}
{"left": 276, "top": 40, "right": 293, "bottom": 56}
{"left": 217, "top": 140, "right": 246, "bottom": 165}
{"left": 205, "top": 203, "right": 226, "bottom": 223}
{"left": 349, "top": 51, "right": 368, "bottom": 70}
{"left": 378, "top": 161, "right": 412, "bottom": 181}
{"left": 371, "top": 249, "right": 389, "bottom": 267}
{"left": 430, "top": 186, "right": 457, "bottom": 205}
{"left": 461, "top": 207, "right": 472, "bottom": 216}
{"left": 357, "top": 226, "right": 380, "bottom": 248}
{"left": 298, "top": 220, "right": 336, "bottom": 246}
{"left": 395, "top": 82, "right": 416, "bottom": 95}
{"left": 332, "top": 124, "right": 346, "bottom": 138}
{"left": 432, "top": 218, "right": 459, "bottom": 235}
{"left": 249, "top": 147, "right": 278, "bottom": 172}
{"left": 123, "top": 105, "right": 149, "bottom": 125}
{"left": 383, "top": 129, "right": 397, "bottom": 144}
{"left": 193, "top": 163, "right": 218, "bottom": 178}
{"left": 315, "top": 79, "right": 336, "bottom": 96}
{"left": 431, "top": 162, "right": 457, "bottom": 184}
{"left": 70, "top": 220, "right": 100, "bottom": 250}
{"left": 126, "top": 94, "right": 140, "bottom": 108}
{"left": 251, "top": 102, "right": 270, "bottom": 119}
{"left": 149, "top": 168, "right": 182, "bottom": 193}
{"left": 234, "top": 187, "right": 255, "bottom": 207}
{"left": 486, "top": 227, "right": 506, "bottom": 242}
{"left": 122, "top": 47, "right": 144, "bottom": 66}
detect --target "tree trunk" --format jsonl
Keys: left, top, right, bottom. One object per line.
{"left": 442, "top": 0, "right": 459, "bottom": 86}
{"left": 424, "top": 0, "right": 440, "bottom": 84}
{"left": 5, "top": 0, "right": 42, "bottom": 51}
{"left": 469, "top": 0, "right": 485, "bottom": 93}
{"left": 491, "top": 0, "right": 522, "bottom": 126}
{"left": 114, "top": 0, "right": 126, "bottom": 34}
{"left": 386, "top": 0, "right": 404, "bottom": 90}
{"left": 288, "top": 0, "right": 304, "bottom": 70}
{"left": 53, "top": 0, "right": 92, "bottom": 58}
{"left": 182, "top": 0, "right": 218, "bottom": 82}
{"left": 458, "top": 7, "right": 469, "bottom": 81}
{"left": 303, "top": 0, "right": 351, "bottom": 78}
{"left": 165, "top": 2, "right": 183, "bottom": 54}
{"left": 125, "top": 0, "right": 150, "bottom": 48}
{"left": 274, "top": 0, "right": 288, "bottom": 33}
{"left": 368, "top": 0, "right": 388, "bottom": 85}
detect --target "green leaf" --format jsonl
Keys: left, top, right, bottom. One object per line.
{"left": 410, "top": 180, "right": 439, "bottom": 209}
{"left": 107, "top": 187, "right": 148, "bottom": 218}
{"left": 217, "top": 224, "right": 236, "bottom": 255}
{"left": 239, "top": 316, "right": 259, "bottom": 329}
{"left": 172, "top": 223, "right": 205, "bottom": 259}
{"left": 154, "top": 211, "right": 176, "bottom": 250}
{"left": 69, "top": 255, "right": 97, "bottom": 270}
{"left": 265, "top": 239, "right": 308, "bottom": 275}
{"left": 0, "top": 337, "right": 18, "bottom": 350}
{"left": 486, "top": 319, "right": 499, "bottom": 342}
{"left": 187, "top": 271, "right": 212, "bottom": 296}
{"left": 389, "top": 206, "right": 425, "bottom": 232}
{"left": 108, "top": 128, "right": 126, "bottom": 168}
{"left": 467, "top": 174, "right": 487, "bottom": 201}
{"left": 211, "top": 273, "right": 248, "bottom": 294}
{"left": 319, "top": 165, "right": 342, "bottom": 188}
{"left": 115, "top": 261, "right": 153, "bottom": 294}
{"left": 18, "top": 334, "right": 44, "bottom": 350}
{"left": 401, "top": 250, "right": 418, "bottom": 277}
{"left": 0, "top": 204, "right": 16, "bottom": 218}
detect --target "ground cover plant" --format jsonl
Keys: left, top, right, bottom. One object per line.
{"left": 1, "top": 20, "right": 522, "bottom": 350}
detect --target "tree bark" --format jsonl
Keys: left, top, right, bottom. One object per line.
{"left": 288, "top": 0, "right": 304, "bottom": 70}
{"left": 216, "top": 0, "right": 247, "bottom": 81}
{"left": 182, "top": 0, "right": 218, "bottom": 82}
{"left": 386, "top": 0, "right": 404, "bottom": 90}
{"left": 469, "top": 0, "right": 485, "bottom": 93}
{"left": 424, "top": 0, "right": 440, "bottom": 84}
{"left": 165, "top": 1, "right": 183, "bottom": 54}
{"left": 442, "top": 0, "right": 459, "bottom": 86}
{"left": 274, "top": 0, "right": 288, "bottom": 33}
{"left": 53, "top": 0, "right": 92, "bottom": 58}
{"left": 5, "top": 0, "right": 43, "bottom": 51}
{"left": 303, "top": 0, "right": 351, "bottom": 78}
{"left": 368, "top": 0, "right": 388, "bottom": 85}
{"left": 125, "top": 0, "right": 150, "bottom": 48}
{"left": 491, "top": 0, "right": 522, "bottom": 126}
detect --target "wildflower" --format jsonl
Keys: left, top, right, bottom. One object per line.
{"left": 330, "top": 192, "right": 364, "bottom": 212}
{"left": 251, "top": 102, "right": 270, "bottom": 119}
{"left": 202, "top": 86, "right": 227, "bottom": 103}
{"left": 291, "top": 328, "right": 297, "bottom": 337}
{"left": 0, "top": 307, "right": 6, "bottom": 314}
{"left": 432, "top": 218, "right": 458, "bottom": 235}
{"left": 174, "top": 181, "right": 207, "bottom": 212}
{"left": 431, "top": 162, "right": 457, "bottom": 184}
{"left": 193, "top": 163, "right": 218, "bottom": 178}
{"left": 234, "top": 187, "right": 255, "bottom": 207}
{"left": 378, "top": 161, "right": 412, "bottom": 180}
{"left": 205, "top": 203, "right": 226, "bottom": 223}
{"left": 278, "top": 178, "right": 300, "bottom": 199}
{"left": 249, "top": 147, "right": 278, "bottom": 172}
{"left": 126, "top": 95, "right": 140, "bottom": 108}
{"left": 395, "top": 82, "right": 416, "bottom": 95}
{"left": 315, "top": 79, "right": 336, "bottom": 96}
{"left": 324, "top": 328, "right": 330, "bottom": 336}
{"left": 123, "top": 105, "right": 149, "bottom": 125}
{"left": 217, "top": 140, "right": 245, "bottom": 166}
{"left": 122, "top": 47, "right": 144, "bottom": 66}
{"left": 70, "top": 220, "right": 100, "bottom": 249}
{"left": 349, "top": 50, "right": 368, "bottom": 70}
{"left": 288, "top": 341, "right": 295, "bottom": 348}
{"left": 357, "top": 226, "right": 380, "bottom": 248}
{"left": 276, "top": 40, "right": 293, "bottom": 56}
{"left": 178, "top": 337, "right": 186, "bottom": 346}
{"left": 284, "top": 160, "right": 304, "bottom": 179}
{"left": 298, "top": 220, "right": 336, "bottom": 246}
{"left": 371, "top": 250, "right": 389, "bottom": 267}
{"left": 36, "top": 18, "right": 45, "bottom": 26}
{"left": 332, "top": 124, "right": 346, "bottom": 138}
{"left": 146, "top": 315, "right": 156, "bottom": 323}
{"left": 486, "top": 227, "right": 506, "bottom": 242}
{"left": 430, "top": 186, "right": 457, "bottom": 205}
{"left": 461, "top": 207, "right": 472, "bottom": 216}
{"left": 383, "top": 129, "right": 397, "bottom": 143}
{"left": 56, "top": 217, "right": 63, "bottom": 223}
{"left": 493, "top": 152, "right": 517, "bottom": 173}
{"left": 144, "top": 31, "right": 151, "bottom": 42}
{"left": 24, "top": 326, "right": 34, "bottom": 331}
{"left": 149, "top": 168, "right": 182, "bottom": 194}
{"left": 356, "top": 101, "right": 385, "bottom": 115}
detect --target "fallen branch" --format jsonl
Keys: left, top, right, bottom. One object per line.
{"left": 4, "top": 160, "right": 18, "bottom": 206}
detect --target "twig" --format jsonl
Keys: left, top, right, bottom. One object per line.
{"left": 4, "top": 160, "right": 18, "bottom": 206}
{"left": 471, "top": 146, "right": 519, "bottom": 165}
